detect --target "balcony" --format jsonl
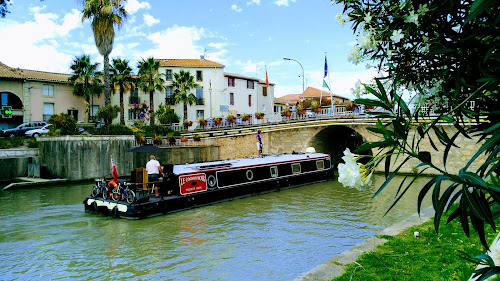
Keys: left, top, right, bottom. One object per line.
{"left": 196, "top": 98, "right": 205, "bottom": 105}
{"left": 165, "top": 97, "right": 176, "bottom": 105}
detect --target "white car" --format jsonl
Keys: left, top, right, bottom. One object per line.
{"left": 25, "top": 124, "right": 51, "bottom": 137}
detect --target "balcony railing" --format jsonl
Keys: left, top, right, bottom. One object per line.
{"left": 196, "top": 98, "right": 205, "bottom": 105}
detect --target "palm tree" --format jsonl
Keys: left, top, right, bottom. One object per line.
{"left": 137, "top": 57, "right": 164, "bottom": 125}
{"left": 110, "top": 58, "right": 134, "bottom": 125}
{"left": 81, "top": 0, "right": 127, "bottom": 107}
{"left": 68, "top": 54, "right": 102, "bottom": 122}
{"left": 171, "top": 70, "right": 199, "bottom": 122}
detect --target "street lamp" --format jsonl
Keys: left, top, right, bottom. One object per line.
{"left": 209, "top": 79, "right": 212, "bottom": 118}
{"left": 283, "top": 57, "right": 305, "bottom": 100}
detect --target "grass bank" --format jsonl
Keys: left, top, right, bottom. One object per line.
{"left": 332, "top": 212, "right": 498, "bottom": 280}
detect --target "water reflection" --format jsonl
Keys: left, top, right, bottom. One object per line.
{"left": 0, "top": 175, "right": 432, "bottom": 280}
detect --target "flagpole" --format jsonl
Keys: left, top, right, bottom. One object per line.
{"left": 326, "top": 52, "right": 334, "bottom": 115}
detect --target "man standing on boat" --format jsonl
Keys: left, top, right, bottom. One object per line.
{"left": 146, "top": 155, "right": 164, "bottom": 197}
{"left": 256, "top": 130, "right": 263, "bottom": 157}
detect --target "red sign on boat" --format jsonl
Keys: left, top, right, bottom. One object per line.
{"left": 179, "top": 173, "right": 207, "bottom": 195}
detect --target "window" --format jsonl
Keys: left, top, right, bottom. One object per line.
{"left": 196, "top": 87, "right": 204, "bottom": 105}
{"left": 229, "top": 93, "right": 234, "bottom": 105}
{"left": 90, "top": 105, "right": 99, "bottom": 119}
{"left": 196, "top": 70, "right": 203, "bottom": 81}
{"left": 228, "top": 77, "right": 235, "bottom": 87}
{"left": 248, "top": 95, "right": 252, "bottom": 107}
{"left": 262, "top": 105, "right": 266, "bottom": 112}
{"left": 291, "top": 163, "right": 301, "bottom": 174}
{"left": 270, "top": 166, "right": 278, "bottom": 177}
{"left": 130, "top": 88, "right": 139, "bottom": 104}
{"left": 316, "top": 160, "right": 325, "bottom": 170}
{"left": 128, "top": 109, "right": 140, "bottom": 120}
{"left": 43, "top": 85, "right": 54, "bottom": 97}
{"left": 43, "top": 102, "right": 54, "bottom": 121}
{"left": 166, "top": 69, "right": 172, "bottom": 80}
{"left": 67, "top": 109, "right": 78, "bottom": 120}
{"left": 247, "top": 80, "right": 254, "bottom": 89}
{"left": 166, "top": 86, "right": 173, "bottom": 97}
{"left": 196, "top": 110, "right": 204, "bottom": 119}
{"left": 263, "top": 86, "right": 267, "bottom": 96}
{"left": 1, "top": 93, "right": 7, "bottom": 106}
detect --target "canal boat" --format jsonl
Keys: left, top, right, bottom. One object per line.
{"left": 83, "top": 148, "right": 333, "bottom": 219}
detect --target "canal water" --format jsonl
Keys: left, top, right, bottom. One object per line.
{"left": 0, "top": 175, "right": 432, "bottom": 281}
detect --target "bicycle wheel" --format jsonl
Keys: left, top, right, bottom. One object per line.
{"left": 102, "top": 188, "right": 108, "bottom": 200}
{"left": 126, "top": 189, "right": 136, "bottom": 204}
{"left": 111, "top": 188, "right": 121, "bottom": 201}
{"left": 91, "top": 186, "right": 99, "bottom": 197}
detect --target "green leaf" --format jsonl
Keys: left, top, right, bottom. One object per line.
{"left": 418, "top": 151, "right": 432, "bottom": 163}
{"left": 417, "top": 176, "right": 437, "bottom": 214}
{"left": 466, "top": 130, "right": 500, "bottom": 169}
{"left": 444, "top": 131, "right": 461, "bottom": 166}
{"left": 465, "top": 0, "right": 498, "bottom": 23}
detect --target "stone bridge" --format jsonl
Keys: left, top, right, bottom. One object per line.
{"left": 196, "top": 118, "right": 485, "bottom": 175}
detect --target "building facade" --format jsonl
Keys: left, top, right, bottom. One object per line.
{"left": 0, "top": 62, "right": 104, "bottom": 130}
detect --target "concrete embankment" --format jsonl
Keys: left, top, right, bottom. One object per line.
{"left": 1, "top": 136, "right": 219, "bottom": 182}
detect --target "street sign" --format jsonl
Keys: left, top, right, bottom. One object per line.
{"left": 1, "top": 106, "right": 13, "bottom": 118}
{"left": 220, "top": 105, "right": 229, "bottom": 112}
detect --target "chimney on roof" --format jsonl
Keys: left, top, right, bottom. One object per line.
{"left": 200, "top": 55, "right": 205, "bottom": 60}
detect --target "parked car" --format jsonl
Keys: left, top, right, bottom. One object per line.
{"left": 25, "top": 124, "right": 52, "bottom": 137}
{"left": 0, "top": 121, "right": 48, "bottom": 137}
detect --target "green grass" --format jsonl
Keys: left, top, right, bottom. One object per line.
{"left": 332, "top": 213, "right": 498, "bottom": 281}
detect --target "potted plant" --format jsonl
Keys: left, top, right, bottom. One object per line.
{"left": 297, "top": 104, "right": 305, "bottom": 115}
{"left": 135, "top": 133, "right": 145, "bottom": 144}
{"left": 180, "top": 137, "right": 188, "bottom": 142}
{"left": 226, "top": 115, "right": 236, "bottom": 123}
{"left": 311, "top": 100, "right": 321, "bottom": 113}
{"left": 167, "top": 132, "right": 176, "bottom": 145}
{"left": 183, "top": 119, "right": 193, "bottom": 128}
{"left": 198, "top": 118, "right": 207, "bottom": 126}
{"left": 193, "top": 134, "right": 202, "bottom": 141}
{"left": 152, "top": 134, "right": 162, "bottom": 145}
{"left": 281, "top": 107, "right": 291, "bottom": 117}
{"left": 241, "top": 113, "right": 251, "bottom": 121}
{"left": 255, "top": 112, "right": 265, "bottom": 119}
{"left": 213, "top": 117, "right": 222, "bottom": 125}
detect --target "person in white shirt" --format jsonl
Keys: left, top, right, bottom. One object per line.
{"left": 146, "top": 155, "right": 164, "bottom": 197}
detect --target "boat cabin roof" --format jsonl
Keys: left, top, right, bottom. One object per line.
{"left": 173, "top": 152, "right": 330, "bottom": 175}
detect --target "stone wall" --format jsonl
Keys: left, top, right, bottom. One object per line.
{"left": 38, "top": 136, "right": 219, "bottom": 181}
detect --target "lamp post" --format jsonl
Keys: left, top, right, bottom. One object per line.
{"left": 209, "top": 79, "right": 212, "bottom": 118}
{"left": 283, "top": 57, "right": 305, "bottom": 100}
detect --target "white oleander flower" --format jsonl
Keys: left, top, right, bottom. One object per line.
{"left": 348, "top": 46, "right": 362, "bottom": 64}
{"left": 390, "top": 29, "right": 404, "bottom": 43}
{"left": 364, "top": 12, "right": 372, "bottom": 23}
{"left": 358, "top": 30, "right": 376, "bottom": 50}
{"left": 405, "top": 10, "right": 419, "bottom": 25}
{"left": 338, "top": 148, "right": 373, "bottom": 191}
{"left": 335, "top": 12, "right": 346, "bottom": 26}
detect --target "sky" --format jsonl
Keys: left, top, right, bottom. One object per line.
{"left": 0, "top": 0, "right": 378, "bottom": 99}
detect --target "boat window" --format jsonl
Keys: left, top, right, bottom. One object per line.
{"left": 291, "top": 163, "right": 301, "bottom": 174}
{"left": 316, "top": 160, "right": 325, "bottom": 170}
{"left": 270, "top": 166, "right": 278, "bottom": 177}
{"left": 246, "top": 170, "right": 254, "bottom": 181}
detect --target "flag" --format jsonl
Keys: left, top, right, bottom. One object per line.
{"left": 324, "top": 55, "right": 328, "bottom": 78}
{"left": 111, "top": 156, "right": 119, "bottom": 182}
{"left": 265, "top": 66, "right": 269, "bottom": 87}
{"left": 323, "top": 79, "right": 330, "bottom": 91}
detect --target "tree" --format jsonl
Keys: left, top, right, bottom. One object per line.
{"left": 334, "top": 0, "right": 499, "bottom": 277}
{"left": 81, "top": 0, "right": 127, "bottom": 107}
{"left": 68, "top": 54, "right": 102, "bottom": 122}
{"left": 110, "top": 58, "right": 134, "bottom": 125}
{"left": 171, "top": 70, "right": 199, "bottom": 122}
{"left": 137, "top": 57, "right": 164, "bottom": 125}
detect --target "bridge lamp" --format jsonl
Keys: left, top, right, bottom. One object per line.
{"left": 283, "top": 57, "right": 305, "bottom": 100}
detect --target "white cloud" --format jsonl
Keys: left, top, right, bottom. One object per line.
{"left": 274, "top": 0, "right": 296, "bottom": 7}
{"left": 247, "top": 0, "right": 261, "bottom": 5}
{"left": 143, "top": 14, "right": 160, "bottom": 26}
{"left": 29, "top": 5, "right": 47, "bottom": 14}
{"left": 208, "top": 42, "right": 228, "bottom": 50}
{"left": 125, "top": 0, "right": 151, "bottom": 15}
{"left": 0, "top": 9, "right": 83, "bottom": 72}
{"left": 231, "top": 5, "right": 242, "bottom": 12}
{"left": 145, "top": 25, "right": 207, "bottom": 59}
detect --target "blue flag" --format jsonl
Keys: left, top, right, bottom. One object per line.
{"left": 324, "top": 55, "right": 328, "bottom": 78}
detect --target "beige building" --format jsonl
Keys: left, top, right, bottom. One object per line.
{"left": 0, "top": 61, "right": 104, "bottom": 129}
{"left": 274, "top": 86, "right": 349, "bottom": 106}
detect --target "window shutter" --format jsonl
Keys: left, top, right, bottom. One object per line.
{"left": 263, "top": 87, "right": 267, "bottom": 96}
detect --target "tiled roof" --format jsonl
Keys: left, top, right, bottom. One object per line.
{"left": 274, "top": 87, "right": 349, "bottom": 104}
{"left": 0, "top": 61, "right": 70, "bottom": 83}
{"left": 157, "top": 59, "right": 224, "bottom": 68}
